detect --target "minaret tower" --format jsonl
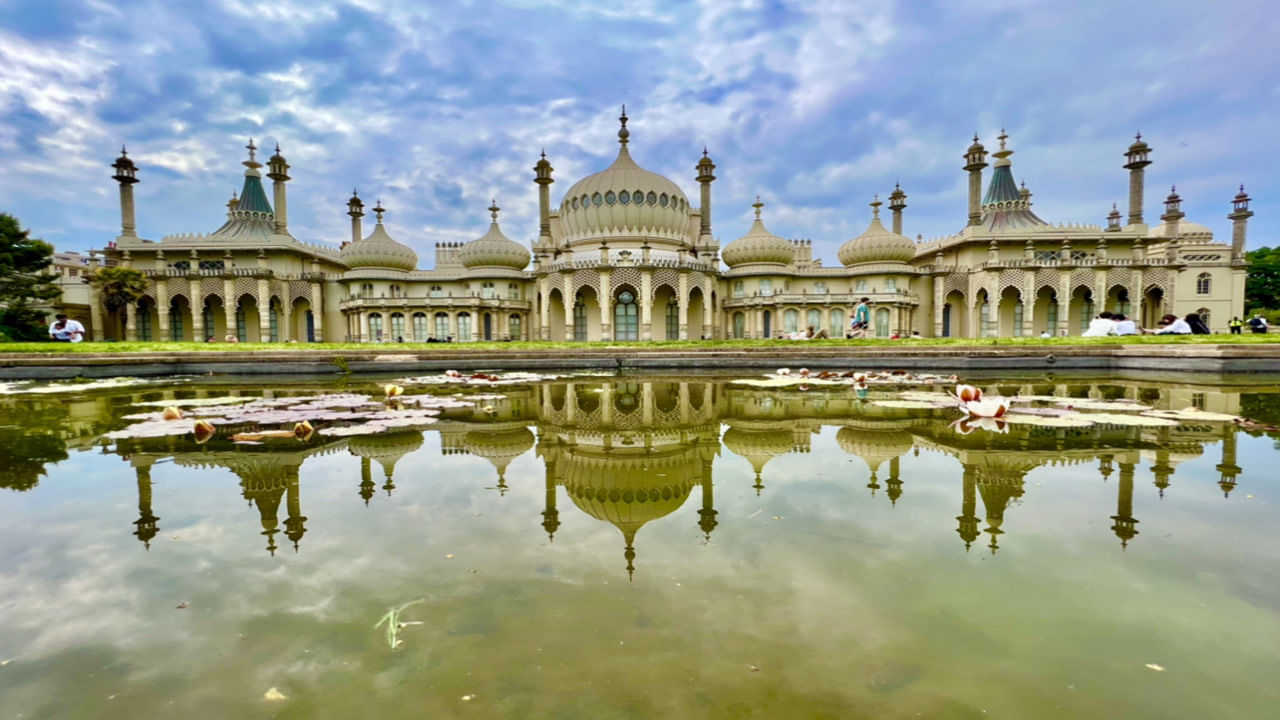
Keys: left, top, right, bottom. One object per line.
{"left": 696, "top": 147, "right": 717, "bottom": 254}
{"left": 1110, "top": 461, "right": 1139, "bottom": 548}
{"left": 266, "top": 144, "right": 291, "bottom": 236}
{"left": 533, "top": 149, "right": 554, "bottom": 253}
{"left": 347, "top": 190, "right": 364, "bottom": 246}
{"left": 133, "top": 460, "right": 160, "bottom": 549}
{"left": 111, "top": 146, "right": 139, "bottom": 238}
{"left": 956, "top": 464, "right": 981, "bottom": 551}
{"left": 1228, "top": 185, "right": 1253, "bottom": 262}
{"left": 1123, "top": 133, "right": 1153, "bottom": 226}
{"left": 1215, "top": 427, "right": 1242, "bottom": 497}
{"left": 888, "top": 183, "right": 907, "bottom": 235}
{"left": 1161, "top": 186, "right": 1185, "bottom": 261}
{"left": 963, "top": 134, "right": 988, "bottom": 227}
{"left": 697, "top": 461, "right": 718, "bottom": 541}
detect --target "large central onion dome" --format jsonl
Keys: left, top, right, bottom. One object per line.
{"left": 457, "top": 201, "right": 530, "bottom": 270}
{"left": 838, "top": 198, "right": 917, "bottom": 266}
{"left": 557, "top": 108, "right": 693, "bottom": 245}
{"left": 341, "top": 201, "right": 418, "bottom": 272}
{"left": 721, "top": 198, "right": 795, "bottom": 268}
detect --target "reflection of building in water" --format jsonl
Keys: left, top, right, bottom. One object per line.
{"left": 87, "top": 377, "right": 1261, "bottom": 563}
{"left": 533, "top": 381, "right": 721, "bottom": 578}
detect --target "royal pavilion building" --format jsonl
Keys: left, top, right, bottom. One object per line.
{"left": 64, "top": 109, "right": 1253, "bottom": 342}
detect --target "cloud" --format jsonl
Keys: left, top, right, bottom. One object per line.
{"left": 0, "top": 0, "right": 1275, "bottom": 259}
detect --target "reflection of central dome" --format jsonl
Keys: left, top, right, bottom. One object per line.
{"left": 557, "top": 110, "right": 692, "bottom": 246}
{"left": 349, "top": 431, "right": 425, "bottom": 478}
{"left": 463, "top": 427, "right": 535, "bottom": 479}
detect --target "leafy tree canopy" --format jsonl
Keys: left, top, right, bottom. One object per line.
{"left": 0, "top": 212, "right": 61, "bottom": 342}
{"left": 1245, "top": 246, "right": 1280, "bottom": 311}
{"left": 90, "top": 266, "right": 147, "bottom": 312}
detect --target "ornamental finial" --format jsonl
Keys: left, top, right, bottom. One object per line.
{"left": 374, "top": 200, "right": 385, "bottom": 223}
{"left": 618, "top": 104, "right": 629, "bottom": 146}
{"left": 752, "top": 195, "right": 763, "bottom": 219}
{"left": 247, "top": 138, "right": 257, "bottom": 162}
{"left": 871, "top": 195, "right": 882, "bottom": 218}
{"left": 489, "top": 199, "right": 500, "bottom": 222}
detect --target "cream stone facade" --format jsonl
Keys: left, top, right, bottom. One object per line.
{"left": 74, "top": 113, "right": 1253, "bottom": 342}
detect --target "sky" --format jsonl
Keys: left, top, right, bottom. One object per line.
{"left": 1, "top": 0, "right": 1277, "bottom": 265}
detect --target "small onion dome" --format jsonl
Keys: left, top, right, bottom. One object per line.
{"left": 340, "top": 202, "right": 418, "bottom": 271}
{"left": 838, "top": 198, "right": 917, "bottom": 266}
{"left": 457, "top": 201, "right": 530, "bottom": 270}
{"left": 349, "top": 430, "right": 425, "bottom": 478}
{"left": 721, "top": 198, "right": 795, "bottom": 268}
{"left": 462, "top": 427, "right": 535, "bottom": 477}
{"left": 722, "top": 425, "right": 793, "bottom": 475}
{"left": 557, "top": 107, "right": 692, "bottom": 242}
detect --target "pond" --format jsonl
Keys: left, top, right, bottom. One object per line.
{"left": 1, "top": 371, "right": 1278, "bottom": 719}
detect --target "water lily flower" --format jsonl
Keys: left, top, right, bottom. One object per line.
{"left": 162, "top": 406, "right": 184, "bottom": 421}
{"left": 776, "top": 368, "right": 791, "bottom": 376}
{"left": 953, "top": 416, "right": 1009, "bottom": 435}
{"left": 293, "top": 420, "right": 314, "bottom": 442}
{"left": 384, "top": 384, "right": 404, "bottom": 399}
{"left": 952, "top": 384, "right": 983, "bottom": 404}
{"left": 192, "top": 419, "right": 216, "bottom": 444}
{"left": 445, "top": 370, "right": 462, "bottom": 378}
{"left": 798, "top": 368, "right": 810, "bottom": 377}
{"left": 961, "top": 395, "right": 1009, "bottom": 418}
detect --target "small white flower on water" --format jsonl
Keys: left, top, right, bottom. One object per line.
{"left": 775, "top": 368, "right": 791, "bottom": 376}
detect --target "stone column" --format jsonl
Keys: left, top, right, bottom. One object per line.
{"left": 677, "top": 273, "right": 689, "bottom": 340}
{"left": 191, "top": 295, "right": 205, "bottom": 343}
{"left": 257, "top": 278, "right": 272, "bottom": 342}
{"left": 702, "top": 277, "right": 714, "bottom": 339}
{"left": 1022, "top": 293, "right": 1036, "bottom": 337}
{"left": 932, "top": 275, "right": 945, "bottom": 337}
{"left": 359, "top": 312, "right": 369, "bottom": 342}
{"left": 88, "top": 284, "right": 105, "bottom": 341}
{"left": 640, "top": 270, "right": 653, "bottom": 340}
{"left": 125, "top": 301, "right": 138, "bottom": 342}
{"left": 223, "top": 279, "right": 237, "bottom": 341}
{"left": 279, "top": 282, "right": 292, "bottom": 342}
{"left": 310, "top": 283, "right": 324, "bottom": 342}
{"left": 562, "top": 275, "right": 575, "bottom": 341}
{"left": 156, "top": 280, "right": 170, "bottom": 342}
{"left": 599, "top": 271, "right": 612, "bottom": 342}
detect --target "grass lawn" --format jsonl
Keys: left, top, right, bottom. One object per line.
{"left": 3, "top": 335, "right": 1279, "bottom": 354}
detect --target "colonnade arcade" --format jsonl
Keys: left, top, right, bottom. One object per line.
{"left": 535, "top": 266, "right": 716, "bottom": 341}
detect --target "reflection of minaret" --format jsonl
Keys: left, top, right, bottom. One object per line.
{"left": 885, "top": 457, "right": 903, "bottom": 506}
{"left": 247, "top": 480, "right": 285, "bottom": 556}
{"left": 956, "top": 464, "right": 981, "bottom": 551}
{"left": 972, "top": 457, "right": 1032, "bottom": 554}
{"left": 697, "top": 460, "right": 718, "bottom": 541}
{"left": 358, "top": 457, "right": 376, "bottom": 505}
{"left": 1099, "top": 454, "right": 1114, "bottom": 482}
{"left": 1215, "top": 428, "right": 1242, "bottom": 497}
{"left": 230, "top": 457, "right": 301, "bottom": 556}
{"left": 541, "top": 458, "right": 560, "bottom": 542}
{"left": 133, "top": 460, "right": 160, "bottom": 549}
{"left": 284, "top": 476, "right": 307, "bottom": 552}
{"left": 1110, "top": 462, "right": 1139, "bottom": 548}
{"left": 1151, "top": 428, "right": 1173, "bottom": 498}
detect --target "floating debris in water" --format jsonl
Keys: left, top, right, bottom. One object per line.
{"left": 1145, "top": 663, "right": 1166, "bottom": 672}
{"left": 375, "top": 599, "right": 425, "bottom": 650}
{"left": 263, "top": 687, "right": 288, "bottom": 701}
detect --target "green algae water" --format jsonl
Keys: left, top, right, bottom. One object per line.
{"left": 1, "top": 373, "right": 1278, "bottom": 719}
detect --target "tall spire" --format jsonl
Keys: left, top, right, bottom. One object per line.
{"left": 618, "top": 104, "right": 629, "bottom": 146}
{"left": 235, "top": 137, "right": 273, "bottom": 214}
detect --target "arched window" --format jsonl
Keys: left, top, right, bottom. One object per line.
{"left": 430, "top": 285, "right": 443, "bottom": 298}
{"left": 508, "top": 314, "right": 522, "bottom": 340}
{"left": 942, "top": 303, "right": 952, "bottom": 337}
{"left": 980, "top": 301, "right": 993, "bottom": 338}
{"left": 614, "top": 290, "right": 638, "bottom": 341}
{"left": 483, "top": 313, "right": 493, "bottom": 340}
{"left": 413, "top": 312, "right": 427, "bottom": 341}
{"left": 666, "top": 302, "right": 679, "bottom": 340}
{"left": 235, "top": 305, "right": 247, "bottom": 343}
{"left": 434, "top": 312, "right": 449, "bottom": 339}
{"left": 1013, "top": 301, "right": 1024, "bottom": 337}
{"left": 170, "top": 300, "right": 184, "bottom": 341}
{"left": 368, "top": 312, "right": 383, "bottom": 342}
{"left": 1197, "top": 307, "right": 1211, "bottom": 329}
{"left": 829, "top": 308, "right": 845, "bottom": 338}
{"left": 806, "top": 308, "right": 821, "bottom": 331}
{"left": 390, "top": 312, "right": 405, "bottom": 341}
{"left": 733, "top": 312, "right": 745, "bottom": 339}
{"left": 762, "top": 310, "right": 772, "bottom": 338}
{"left": 732, "top": 280, "right": 745, "bottom": 299}
{"left": 137, "top": 302, "right": 152, "bottom": 341}
{"left": 269, "top": 299, "right": 280, "bottom": 342}
{"left": 783, "top": 309, "right": 799, "bottom": 334}
{"left": 1080, "top": 294, "right": 1094, "bottom": 334}
{"left": 201, "top": 303, "right": 214, "bottom": 338}
{"left": 573, "top": 300, "right": 587, "bottom": 341}
{"left": 1047, "top": 300, "right": 1059, "bottom": 335}
{"left": 456, "top": 312, "right": 472, "bottom": 340}
{"left": 759, "top": 279, "right": 773, "bottom": 297}
{"left": 875, "top": 307, "right": 891, "bottom": 338}
{"left": 1196, "top": 273, "right": 1211, "bottom": 295}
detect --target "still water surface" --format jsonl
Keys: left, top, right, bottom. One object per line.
{"left": 1, "top": 373, "right": 1278, "bottom": 719}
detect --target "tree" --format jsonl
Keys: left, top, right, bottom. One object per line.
{"left": 1245, "top": 246, "right": 1280, "bottom": 311}
{"left": 0, "top": 212, "right": 62, "bottom": 341}
{"left": 89, "top": 266, "right": 147, "bottom": 338}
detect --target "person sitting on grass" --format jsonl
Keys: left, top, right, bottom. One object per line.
{"left": 48, "top": 314, "right": 85, "bottom": 343}
{"left": 1112, "top": 314, "right": 1138, "bottom": 336}
{"left": 1081, "top": 311, "right": 1117, "bottom": 337}
{"left": 1146, "top": 314, "right": 1191, "bottom": 334}
{"left": 1185, "top": 312, "right": 1211, "bottom": 335}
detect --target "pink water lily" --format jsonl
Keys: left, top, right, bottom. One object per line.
{"left": 952, "top": 415, "right": 1009, "bottom": 435}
